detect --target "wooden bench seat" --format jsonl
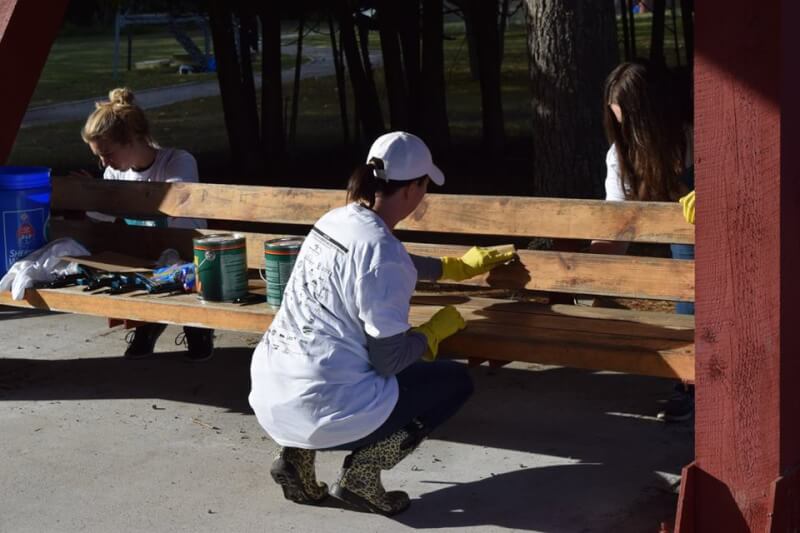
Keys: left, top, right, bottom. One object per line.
{"left": 0, "top": 176, "right": 695, "bottom": 380}
{"left": 0, "top": 281, "right": 693, "bottom": 379}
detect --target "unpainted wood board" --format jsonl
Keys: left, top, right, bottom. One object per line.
{"left": 61, "top": 252, "right": 155, "bottom": 272}
{"left": 411, "top": 296, "right": 694, "bottom": 341}
{"left": 53, "top": 220, "right": 694, "bottom": 300}
{"left": 0, "top": 287, "right": 693, "bottom": 380}
{"left": 52, "top": 176, "right": 694, "bottom": 243}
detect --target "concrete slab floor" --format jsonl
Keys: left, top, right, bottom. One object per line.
{"left": 0, "top": 305, "right": 693, "bottom": 533}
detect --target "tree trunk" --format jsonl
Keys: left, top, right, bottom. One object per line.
{"left": 626, "top": 0, "right": 637, "bottom": 57}
{"left": 257, "top": 5, "right": 285, "bottom": 169}
{"left": 398, "top": 1, "right": 422, "bottom": 132}
{"left": 377, "top": 2, "right": 409, "bottom": 131}
{"left": 680, "top": 0, "right": 693, "bottom": 71}
{"left": 420, "top": 0, "right": 450, "bottom": 151}
{"left": 328, "top": 16, "right": 351, "bottom": 144}
{"left": 468, "top": 0, "right": 505, "bottom": 153}
{"left": 498, "top": 0, "right": 511, "bottom": 62}
{"left": 619, "top": 0, "right": 632, "bottom": 60}
{"left": 289, "top": 14, "right": 305, "bottom": 146}
{"left": 336, "top": 3, "right": 384, "bottom": 142}
{"left": 236, "top": 7, "right": 261, "bottom": 155}
{"left": 209, "top": 1, "right": 263, "bottom": 180}
{"left": 463, "top": 11, "right": 480, "bottom": 80}
{"left": 649, "top": 0, "right": 666, "bottom": 66}
{"left": 524, "top": 0, "right": 619, "bottom": 198}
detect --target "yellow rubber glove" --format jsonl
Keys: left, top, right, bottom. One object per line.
{"left": 679, "top": 190, "right": 695, "bottom": 225}
{"left": 411, "top": 305, "right": 466, "bottom": 361}
{"left": 440, "top": 245, "right": 516, "bottom": 282}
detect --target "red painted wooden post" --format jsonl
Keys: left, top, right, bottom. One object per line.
{"left": 676, "top": 0, "right": 800, "bottom": 531}
{"left": 0, "top": 0, "right": 69, "bottom": 163}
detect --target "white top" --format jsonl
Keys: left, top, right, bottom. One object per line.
{"left": 102, "top": 147, "right": 206, "bottom": 229}
{"left": 249, "top": 204, "right": 418, "bottom": 449}
{"left": 604, "top": 135, "right": 694, "bottom": 202}
{"left": 604, "top": 145, "right": 629, "bottom": 202}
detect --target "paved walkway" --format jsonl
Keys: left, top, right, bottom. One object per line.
{"left": 21, "top": 45, "right": 379, "bottom": 128}
{"left": 1, "top": 306, "right": 692, "bottom": 532}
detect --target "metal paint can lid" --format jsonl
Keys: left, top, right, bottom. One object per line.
{"left": 194, "top": 233, "right": 245, "bottom": 249}
{"left": 264, "top": 237, "right": 304, "bottom": 252}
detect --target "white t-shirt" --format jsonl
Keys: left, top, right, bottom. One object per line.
{"left": 604, "top": 135, "right": 694, "bottom": 202}
{"left": 102, "top": 147, "right": 206, "bottom": 229}
{"left": 249, "top": 203, "right": 418, "bottom": 449}
{"left": 604, "top": 145, "right": 629, "bottom": 202}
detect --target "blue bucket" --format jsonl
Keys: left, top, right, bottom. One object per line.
{"left": 0, "top": 167, "right": 51, "bottom": 278}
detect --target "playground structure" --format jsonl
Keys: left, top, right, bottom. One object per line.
{"left": 112, "top": 10, "right": 212, "bottom": 78}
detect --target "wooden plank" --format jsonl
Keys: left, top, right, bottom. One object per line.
{"left": 0, "top": 282, "right": 272, "bottom": 334}
{"left": 412, "top": 297, "right": 694, "bottom": 340}
{"left": 442, "top": 332, "right": 693, "bottom": 381}
{"left": 411, "top": 244, "right": 695, "bottom": 302}
{"left": 0, "top": 288, "right": 694, "bottom": 380}
{"left": 61, "top": 252, "right": 155, "bottom": 272}
{"left": 52, "top": 219, "right": 695, "bottom": 301}
{"left": 52, "top": 176, "right": 694, "bottom": 244}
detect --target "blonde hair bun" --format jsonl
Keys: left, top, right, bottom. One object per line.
{"left": 82, "top": 87, "right": 151, "bottom": 145}
{"left": 108, "top": 87, "right": 135, "bottom": 107}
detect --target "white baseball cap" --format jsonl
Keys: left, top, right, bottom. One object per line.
{"left": 366, "top": 131, "right": 445, "bottom": 186}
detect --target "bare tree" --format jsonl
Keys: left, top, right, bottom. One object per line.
{"left": 377, "top": 1, "right": 409, "bottom": 131}
{"left": 649, "top": 0, "right": 666, "bottom": 66}
{"left": 420, "top": 0, "right": 450, "bottom": 151}
{"left": 469, "top": 0, "right": 505, "bottom": 152}
{"left": 258, "top": 3, "right": 286, "bottom": 168}
{"left": 335, "top": 1, "right": 384, "bottom": 142}
{"left": 209, "top": 0, "right": 263, "bottom": 180}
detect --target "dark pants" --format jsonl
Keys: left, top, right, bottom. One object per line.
{"left": 328, "top": 360, "right": 474, "bottom": 451}
{"left": 670, "top": 243, "right": 695, "bottom": 315}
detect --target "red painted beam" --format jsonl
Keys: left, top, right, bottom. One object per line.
{"left": 0, "top": 0, "right": 69, "bottom": 163}
{"left": 676, "top": 0, "right": 800, "bottom": 531}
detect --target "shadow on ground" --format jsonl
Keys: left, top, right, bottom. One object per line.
{"left": 1, "top": 345, "right": 692, "bottom": 531}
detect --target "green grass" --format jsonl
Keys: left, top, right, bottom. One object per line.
{"left": 11, "top": 12, "right": 689, "bottom": 193}
{"left": 620, "top": 11, "right": 690, "bottom": 67}
{"left": 31, "top": 31, "right": 297, "bottom": 106}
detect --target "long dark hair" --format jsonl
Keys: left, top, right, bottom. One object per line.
{"left": 603, "top": 61, "right": 689, "bottom": 201}
{"left": 346, "top": 157, "right": 427, "bottom": 208}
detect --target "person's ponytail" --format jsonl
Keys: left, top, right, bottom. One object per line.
{"left": 347, "top": 157, "right": 428, "bottom": 208}
{"left": 346, "top": 161, "right": 380, "bottom": 208}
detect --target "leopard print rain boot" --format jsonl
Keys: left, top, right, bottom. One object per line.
{"left": 330, "top": 427, "right": 421, "bottom": 516}
{"left": 270, "top": 447, "right": 328, "bottom": 504}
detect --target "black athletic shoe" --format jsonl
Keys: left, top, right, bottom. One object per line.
{"left": 658, "top": 384, "right": 695, "bottom": 423}
{"left": 124, "top": 323, "right": 167, "bottom": 359}
{"left": 177, "top": 327, "right": 215, "bottom": 362}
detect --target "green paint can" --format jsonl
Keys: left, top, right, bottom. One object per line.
{"left": 193, "top": 234, "right": 248, "bottom": 302}
{"left": 264, "top": 237, "right": 304, "bottom": 307}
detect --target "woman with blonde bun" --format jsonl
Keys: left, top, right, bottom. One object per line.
{"left": 80, "top": 87, "right": 213, "bottom": 361}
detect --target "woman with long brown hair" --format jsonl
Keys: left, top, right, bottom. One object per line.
{"left": 602, "top": 60, "right": 692, "bottom": 204}
{"left": 594, "top": 60, "right": 695, "bottom": 421}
